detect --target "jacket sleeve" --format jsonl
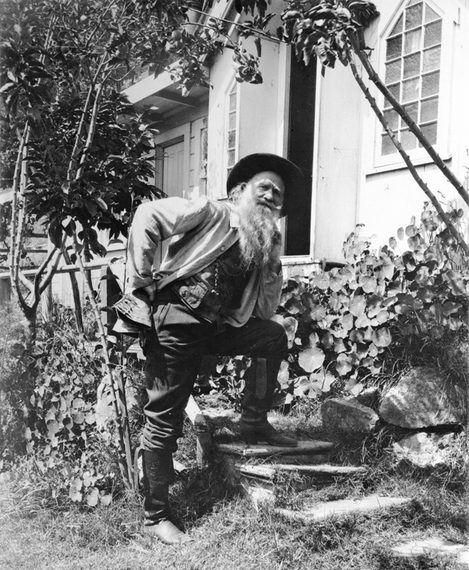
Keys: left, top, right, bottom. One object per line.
{"left": 252, "top": 264, "right": 284, "bottom": 320}
{"left": 124, "top": 197, "right": 210, "bottom": 291}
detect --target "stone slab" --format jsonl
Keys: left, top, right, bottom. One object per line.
{"left": 391, "top": 537, "right": 469, "bottom": 567}
{"left": 217, "top": 440, "right": 334, "bottom": 457}
{"left": 276, "top": 495, "right": 412, "bottom": 522}
{"left": 236, "top": 463, "right": 366, "bottom": 480}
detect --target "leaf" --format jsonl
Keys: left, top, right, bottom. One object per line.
{"left": 333, "top": 339, "right": 346, "bottom": 353}
{"left": 350, "top": 295, "right": 366, "bottom": 317}
{"left": 311, "top": 273, "right": 330, "bottom": 290}
{"left": 69, "top": 478, "right": 83, "bottom": 502}
{"left": 321, "top": 331, "right": 334, "bottom": 349}
{"left": 310, "top": 305, "right": 327, "bottom": 321}
{"left": 86, "top": 488, "right": 99, "bottom": 507}
{"left": 361, "top": 276, "right": 377, "bottom": 294}
{"left": 277, "top": 360, "right": 290, "bottom": 388}
{"left": 371, "top": 328, "right": 392, "bottom": 347}
{"left": 72, "top": 397, "right": 85, "bottom": 410}
{"left": 298, "top": 346, "right": 325, "bottom": 373}
{"left": 336, "top": 353, "right": 352, "bottom": 376}
{"left": 442, "top": 301, "right": 462, "bottom": 316}
{"left": 100, "top": 493, "right": 112, "bottom": 506}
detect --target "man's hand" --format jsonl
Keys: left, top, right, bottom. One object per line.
{"left": 268, "top": 230, "right": 282, "bottom": 274}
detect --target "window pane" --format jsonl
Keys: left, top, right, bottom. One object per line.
{"left": 384, "top": 108, "right": 399, "bottom": 130}
{"left": 422, "top": 71, "right": 439, "bottom": 97}
{"left": 228, "top": 130, "right": 236, "bottom": 148}
{"left": 404, "top": 53, "right": 421, "bottom": 78}
{"left": 402, "top": 78, "right": 419, "bottom": 102}
{"left": 420, "top": 97, "right": 439, "bottom": 123}
{"left": 401, "top": 129, "right": 417, "bottom": 150}
{"left": 405, "top": 3, "right": 423, "bottom": 29}
{"left": 229, "top": 92, "right": 237, "bottom": 111}
{"left": 382, "top": 133, "right": 396, "bottom": 155}
{"left": 404, "top": 28, "right": 422, "bottom": 54}
{"left": 385, "top": 60, "right": 401, "bottom": 83}
{"left": 404, "top": 102, "right": 419, "bottom": 123}
{"left": 424, "top": 20, "right": 442, "bottom": 48}
{"left": 425, "top": 5, "right": 439, "bottom": 24}
{"left": 228, "top": 112, "right": 236, "bottom": 130}
{"left": 387, "top": 35, "right": 402, "bottom": 60}
{"left": 390, "top": 14, "right": 403, "bottom": 35}
{"left": 422, "top": 46, "right": 441, "bottom": 72}
{"left": 227, "top": 149, "right": 236, "bottom": 167}
{"left": 387, "top": 83, "right": 401, "bottom": 104}
{"left": 420, "top": 122, "right": 437, "bottom": 145}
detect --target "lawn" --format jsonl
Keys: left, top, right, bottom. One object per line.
{"left": 1, "top": 410, "right": 467, "bottom": 570}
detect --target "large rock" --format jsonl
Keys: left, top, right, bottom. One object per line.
{"left": 392, "top": 432, "right": 459, "bottom": 468}
{"left": 379, "top": 367, "right": 467, "bottom": 428}
{"left": 321, "top": 398, "right": 379, "bottom": 435}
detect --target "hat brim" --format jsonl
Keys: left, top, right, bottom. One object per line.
{"left": 226, "top": 153, "right": 305, "bottom": 217}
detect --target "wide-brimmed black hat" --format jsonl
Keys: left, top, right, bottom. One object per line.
{"left": 226, "top": 153, "right": 305, "bottom": 217}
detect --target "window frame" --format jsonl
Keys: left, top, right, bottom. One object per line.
{"left": 225, "top": 80, "right": 239, "bottom": 179}
{"left": 372, "top": 0, "right": 455, "bottom": 172}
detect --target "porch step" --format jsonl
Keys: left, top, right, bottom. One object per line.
{"left": 236, "top": 463, "right": 366, "bottom": 479}
{"left": 217, "top": 439, "right": 334, "bottom": 459}
{"left": 276, "top": 495, "right": 412, "bottom": 522}
{"left": 223, "top": 457, "right": 366, "bottom": 506}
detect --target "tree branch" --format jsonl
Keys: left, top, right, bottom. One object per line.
{"left": 66, "top": 56, "right": 108, "bottom": 187}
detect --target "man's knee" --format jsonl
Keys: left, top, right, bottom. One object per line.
{"left": 263, "top": 320, "right": 288, "bottom": 356}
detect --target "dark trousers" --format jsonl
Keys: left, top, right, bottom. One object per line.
{"left": 142, "top": 289, "right": 288, "bottom": 452}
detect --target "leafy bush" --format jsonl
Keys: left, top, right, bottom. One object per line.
{"left": 0, "top": 303, "right": 139, "bottom": 507}
{"left": 277, "top": 204, "right": 468, "bottom": 404}
{"left": 24, "top": 326, "right": 118, "bottom": 506}
{"left": 0, "top": 304, "right": 31, "bottom": 464}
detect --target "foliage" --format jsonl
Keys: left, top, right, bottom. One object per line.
{"left": 276, "top": 204, "right": 469, "bottom": 404}
{"left": 0, "top": 303, "right": 133, "bottom": 506}
{"left": 0, "top": 303, "right": 31, "bottom": 465}
{"left": 22, "top": 324, "right": 119, "bottom": 506}
{"left": 280, "top": 0, "right": 380, "bottom": 69}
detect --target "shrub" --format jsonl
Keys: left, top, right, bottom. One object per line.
{"left": 277, "top": 204, "right": 468, "bottom": 403}
{"left": 0, "top": 303, "right": 142, "bottom": 507}
{"left": 0, "top": 303, "right": 31, "bottom": 464}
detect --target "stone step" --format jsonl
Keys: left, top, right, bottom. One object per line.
{"left": 217, "top": 439, "right": 334, "bottom": 459}
{"left": 231, "top": 462, "right": 367, "bottom": 507}
{"left": 390, "top": 537, "right": 469, "bottom": 567}
{"left": 236, "top": 463, "right": 366, "bottom": 480}
{"left": 276, "top": 495, "right": 412, "bottom": 521}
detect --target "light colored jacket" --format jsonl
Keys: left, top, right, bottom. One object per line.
{"left": 125, "top": 196, "right": 283, "bottom": 327}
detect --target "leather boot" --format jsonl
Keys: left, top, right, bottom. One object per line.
{"left": 239, "top": 419, "right": 298, "bottom": 447}
{"left": 142, "top": 449, "right": 191, "bottom": 545}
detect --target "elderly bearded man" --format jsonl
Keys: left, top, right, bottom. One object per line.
{"left": 114, "top": 153, "right": 305, "bottom": 545}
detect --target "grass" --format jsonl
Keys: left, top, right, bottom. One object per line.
{"left": 1, "top": 404, "right": 467, "bottom": 570}
{"left": 0, "top": 302, "right": 467, "bottom": 569}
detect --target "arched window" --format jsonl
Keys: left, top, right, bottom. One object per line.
{"left": 381, "top": 0, "right": 442, "bottom": 156}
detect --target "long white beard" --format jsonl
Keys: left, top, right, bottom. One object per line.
{"left": 231, "top": 186, "right": 280, "bottom": 268}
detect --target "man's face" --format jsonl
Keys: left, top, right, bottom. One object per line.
{"left": 245, "top": 171, "right": 285, "bottom": 214}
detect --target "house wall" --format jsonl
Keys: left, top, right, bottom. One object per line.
{"left": 313, "top": 0, "right": 469, "bottom": 262}
{"left": 358, "top": 0, "right": 469, "bottom": 247}
{"left": 206, "top": 38, "right": 286, "bottom": 201}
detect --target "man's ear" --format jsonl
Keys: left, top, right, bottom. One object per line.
{"left": 228, "top": 182, "right": 247, "bottom": 203}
